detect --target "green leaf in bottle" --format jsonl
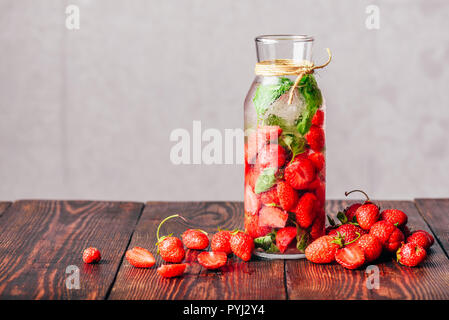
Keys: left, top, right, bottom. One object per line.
{"left": 296, "top": 74, "right": 322, "bottom": 135}
{"left": 254, "top": 167, "right": 277, "bottom": 194}
{"left": 253, "top": 77, "right": 294, "bottom": 117}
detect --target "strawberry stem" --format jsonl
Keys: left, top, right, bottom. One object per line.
{"left": 156, "top": 214, "right": 187, "bottom": 242}
{"left": 344, "top": 232, "right": 361, "bottom": 246}
{"left": 344, "top": 189, "right": 370, "bottom": 202}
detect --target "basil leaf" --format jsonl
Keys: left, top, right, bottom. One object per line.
{"left": 254, "top": 167, "right": 277, "bottom": 194}
{"left": 280, "top": 132, "right": 306, "bottom": 161}
{"left": 253, "top": 77, "right": 293, "bottom": 117}
{"left": 254, "top": 231, "right": 276, "bottom": 251}
{"left": 296, "top": 74, "right": 322, "bottom": 135}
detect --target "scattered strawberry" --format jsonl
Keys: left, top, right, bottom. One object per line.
{"left": 244, "top": 185, "right": 260, "bottom": 216}
{"left": 182, "top": 229, "right": 209, "bottom": 250}
{"left": 311, "top": 110, "right": 324, "bottom": 126}
{"left": 125, "top": 247, "right": 155, "bottom": 268}
{"left": 305, "top": 235, "right": 341, "bottom": 264}
{"left": 355, "top": 203, "right": 379, "bottom": 230}
{"left": 369, "top": 220, "right": 404, "bottom": 252}
{"left": 82, "top": 247, "right": 101, "bottom": 264}
{"left": 335, "top": 244, "right": 365, "bottom": 269}
{"left": 380, "top": 209, "right": 408, "bottom": 227}
{"left": 197, "top": 251, "right": 227, "bottom": 270}
{"left": 284, "top": 158, "right": 316, "bottom": 190}
{"left": 156, "top": 215, "right": 186, "bottom": 263}
{"left": 293, "top": 192, "right": 317, "bottom": 229}
{"left": 407, "top": 230, "right": 434, "bottom": 250}
{"left": 305, "top": 125, "right": 325, "bottom": 152}
{"left": 329, "top": 224, "right": 365, "bottom": 245}
{"left": 211, "top": 230, "right": 232, "bottom": 254}
{"left": 276, "top": 226, "right": 297, "bottom": 253}
{"left": 244, "top": 213, "right": 272, "bottom": 238}
{"left": 257, "top": 144, "right": 286, "bottom": 169}
{"left": 230, "top": 231, "right": 254, "bottom": 261}
{"left": 343, "top": 203, "right": 362, "bottom": 223}
{"left": 350, "top": 234, "right": 382, "bottom": 262}
{"left": 157, "top": 264, "right": 187, "bottom": 278}
{"left": 259, "top": 206, "right": 288, "bottom": 229}
{"left": 308, "top": 152, "right": 325, "bottom": 172}
{"left": 277, "top": 181, "right": 298, "bottom": 211}
{"left": 260, "top": 186, "right": 280, "bottom": 206}
{"left": 397, "top": 243, "right": 427, "bottom": 267}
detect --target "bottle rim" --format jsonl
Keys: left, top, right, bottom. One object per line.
{"left": 255, "top": 35, "right": 314, "bottom": 43}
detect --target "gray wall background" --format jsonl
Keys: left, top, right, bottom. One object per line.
{"left": 1, "top": 0, "right": 448, "bottom": 202}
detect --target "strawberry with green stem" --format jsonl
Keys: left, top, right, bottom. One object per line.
{"left": 345, "top": 189, "right": 379, "bottom": 230}
{"left": 156, "top": 214, "right": 186, "bottom": 263}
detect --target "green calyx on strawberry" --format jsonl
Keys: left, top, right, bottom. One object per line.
{"left": 156, "top": 214, "right": 186, "bottom": 263}
{"left": 230, "top": 230, "right": 255, "bottom": 261}
{"left": 397, "top": 242, "right": 427, "bottom": 267}
{"left": 254, "top": 230, "right": 279, "bottom": 253}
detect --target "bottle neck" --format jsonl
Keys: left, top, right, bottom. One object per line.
{"left": 255, "top": 35, "right": 314, "bottom": 63}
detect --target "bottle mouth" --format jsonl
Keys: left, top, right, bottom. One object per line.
{"left": 255, "top": 35, "right": 314, "bottom": 44}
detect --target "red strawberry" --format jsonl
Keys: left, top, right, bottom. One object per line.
{"left": 311, "top": 110, "right": 324, "bottom": 126}
{"left": 397, "top": 243, "right": 427, "bottom": 267}
{"left": 305, "top": 125, "right": 325, "bottom": 152}
{"left": 276, "top": 226, "right": 297, "bottom": 253}
{"left": 125, "top": 247, "right": 155, "bottom": 268}
{"left": 350, "top": 234, "right": 382, "bottom": 262}
{"left": 335, "top": 245, "right": 365, "bottom": 269}
{"left": 257, "top": 125, "right": 283, "bottom": 141}
{"left": 156, "top": 215, "right": 186, "bottom": 263}
{"left": 344, "top": 203, "right": 362, "bottom": 222}
{"left": 310, "top": 209, "right": 326, "bottom": 240}
{"left": 259, "top": 206, "right": 288, "bottom": 229}
{"left": 380, "top": 209, "right": 408, "bottom": 227}
{"left": 244, "top": 185, "right": 260, "bottom": 216}
{"left": 181, "top": 229, "right": 209, "bottom": 250}
{"left": 260, "top": 186, "right": 280, "bottom": 206}
{"left": 245, "top": 165, "right": 261, "bottom": 191}
{"left": 157, "top": 264, "right": 187, "bottom": 278}
{"left": 305, "top": 235, "right": 341, "bottom": 264}
{"left": 257, "top": 144, "right": 286, "bottom": 169}
{"left": 332, "top": 224, "right": 365, "bottom": 245}
{"left": 355, "top": 203, "right": 379, "bottom": 230}
{"left": 369, "top": 220, "right": 404, "bottom": 252}
{"left": 230, "top": 231, "right": 254, "bottom": 261}
{"left": 277, "top": 181, "right": 298, "bottom": 211}
{"left": 308, "top": 152, "right": 325, "bottom": 172}
{"left": 82, "top": 247, "right": 101, "bottom": 264}
{"left": 197, "top": 251, "right": 227, "bottom": 269}
{"left": 284, "top": 158, "right": 316, "bottom": 190}
{"left": 211, "top": 230, "right": 232, "bottom": 254}
{"left": 407, "top": 230, "right": 434, "bottom": 250}
{"left": 244, "top": 213, "right": 271, "bottom": 238}
{"left": 293, "top": 192, "right": 317, "bottom": 229}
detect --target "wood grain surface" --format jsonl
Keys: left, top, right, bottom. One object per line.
{"left": 0, "top": 200, "right": 143, "bottom": 299}
{"left": 108, "top": 202, "right": 287, "bottom": 300}
{"left": 286, "top": 200, "right": 449, "bottom": 300}
{"left": 415, "top": 199, "right": 449, "bottom": 257}
{"left": 0, "top": 202, "right": 12, "bottom": 217}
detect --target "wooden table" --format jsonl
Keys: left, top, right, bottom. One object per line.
{"left": 0, "top": 199, "right": 447, "bottom": 300}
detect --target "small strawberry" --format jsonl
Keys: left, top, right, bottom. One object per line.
{"left": 156, "top": 214, "right": 186, "bottom": 263}
{"left": 230, "top": 231, "right": 254, "bottom": 261}
{"left": 329, "top": 224, "right": 365, "bottom": 245}
{"left": 211, "top": 230, "right": 232, "bottom": 254}
{"left": 125, "top": 247, "right": 155, "bottom": 268}
{"left": 197, "top": 251, "right": 227, "bottom": 270}
{"left": 337, "top": 203, "right": 362, "bottom": 224}
{"left": 407, "top": 230, "right": 434, "bottom": 250}
{"left": 293, "top": 192, "right": 317, "bottom": 229}
{"left": 370, "top": 220, "right": 404, "bottom": 252}
{"left": 305, "top": 125, "right": 325, "bottom": 152}
{"left": 355, "top": 203, "right": 379, "bottom": 230}
{"left": 275, "top": 226, "right": 297, "bottom": 253}
{"left": 257, "top": 144, "right": 286, "bottom": 169}
{"left": 244, "top": 185, "right": 260, "bottom": 216}
{"left": 259, "top": 206, "right": 288, "bottom": 229}
{"left": 157, "top": 264, "right": 187, "bottom": 278}
{"left": 260, "top": 186, "right": 280, "bottom": 206}
{"left": 277, "top": 181, "right": 298, "bottom": 211}
{"left": 350, "top": 234, "right": 382, "bottom": 262}
{"left": 335, "top": 244, "right": 365, "bottom": 269}
{"left": 380, "top": 209, "right": 408, "bottom": 227}
{"left": 244, "top": 213, "right": 272, "bottom": 238}
{"left": 308, "top": 152, "right": 325, "bottom": 172}
{"left": 397, "top": 243, "right": 427, "bottom": 267}
{"left": 311, "top": 110, "right": 324, "bottom": 127}
{"left": 246, "top": 126, "right": 282, "bottom": 164}
{"left": 82, "top": 247, "right": 101, "bottom": 264}
{"left": 305, "top": 235, "right": 341, "bottom": 264}
{"left": 284, "top": 158, "right": 316, "bottom": 190}
{"left": 181, "top": 229, "right": 209, "bottom": 250}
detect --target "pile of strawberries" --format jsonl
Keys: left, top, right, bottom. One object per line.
{"left": 82, "top": 214, "right": 254, "bottom": 278}
{"left": 305, "top": 190, "right": 434, "bottom": 269}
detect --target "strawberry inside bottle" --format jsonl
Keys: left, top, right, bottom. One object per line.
{"left": 244, "top": 35, "right": 327, "bottom": 258}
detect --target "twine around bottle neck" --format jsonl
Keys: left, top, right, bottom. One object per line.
{"left": 254, "top": 48, "right": 332, "bottom": 105}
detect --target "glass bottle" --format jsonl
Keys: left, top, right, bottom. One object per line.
{"left": 244, "top": 35, "right": 326, "bottom": 258}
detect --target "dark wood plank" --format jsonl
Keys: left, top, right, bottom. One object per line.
{"left": 0, "top": 200, "right": 143, "bottom": 299}
{"left": 415, "top": 199, "right": 449, "bottom": 257}
{"left": 0, "top": 202, "right": 12, "bottom": 217}
{"left": 286, "top": 200, "right": 449, "bottom": 300}
{"left": 109, "top": 202, "right": 286, "bottom": 300}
